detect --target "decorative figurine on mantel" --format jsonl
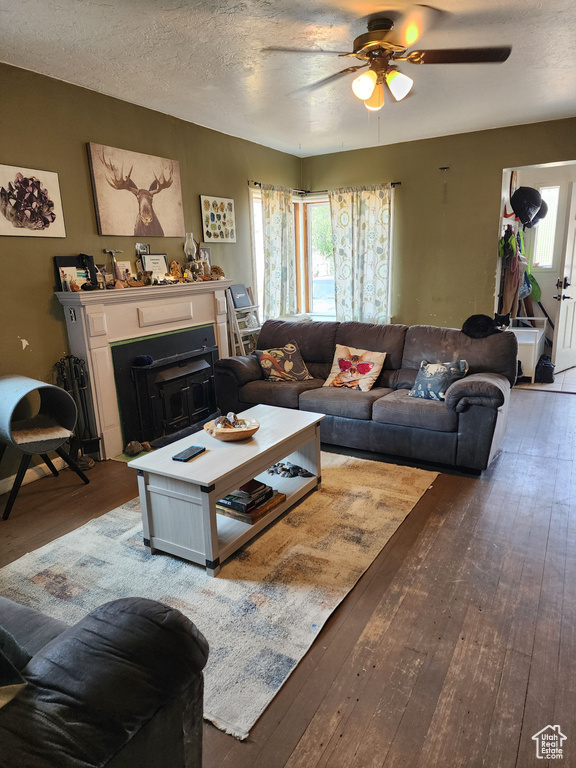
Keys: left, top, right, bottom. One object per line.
{"left": 210, "top": 265, "right": 225, "bottom": 280}
{"left": 169, "top": 260, "right": 184, "bottom": 281}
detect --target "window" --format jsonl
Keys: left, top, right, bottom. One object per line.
{"left": 250, "top": 191, "right": 335, "bottom": 318}
{"left": 532, "top": 185, "right": 560, "bottom": 269}
{"left": 306, "top": 201, "right": 335, "bottom": 317}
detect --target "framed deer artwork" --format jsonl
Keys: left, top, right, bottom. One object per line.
{"left": 87, "top": 143, "right": 185, "bottom": 237}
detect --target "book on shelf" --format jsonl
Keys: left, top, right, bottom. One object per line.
{"left": 216, "top": 491, "right": 287, "bottom": 524}
{"left": 235, "top": 478, "right": 267, "bottom": 498}
{"left": 217, "top": 485, "right": 273, "bottom": 513}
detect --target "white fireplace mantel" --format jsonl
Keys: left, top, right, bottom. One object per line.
{"left": 57, "top": 280, "right": 232, "bottom": 459}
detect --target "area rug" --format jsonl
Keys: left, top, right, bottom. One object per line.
{"left": 0, "top": 453, "right": 436, "bottom": 740}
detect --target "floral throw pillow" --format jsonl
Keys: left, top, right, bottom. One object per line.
{"left": 409, "top": 359, "right": 469, "bottom": 401}
{"left": 255, "top": 341, "right": 313, "bottom": 382}
{"left": 323, "top": 345, "right": 386, "bottom": 392}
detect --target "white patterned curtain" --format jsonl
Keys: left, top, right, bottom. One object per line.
{"left": 261, "top": 184, "right": 297, "bottom": 320}
{"left": 328, "top": 185, "right": 392, "bottom": 324}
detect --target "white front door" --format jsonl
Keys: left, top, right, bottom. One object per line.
{"left": 552, "top": 182, "right": 576, "bottom": 372}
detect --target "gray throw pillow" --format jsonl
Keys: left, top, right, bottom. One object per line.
{"left": 409, "top": 360, "right": 469, "bottom": 401}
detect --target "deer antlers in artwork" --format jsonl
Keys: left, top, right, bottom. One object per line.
{"left": 98, "top": 148, "right": 174, "bottom": 237}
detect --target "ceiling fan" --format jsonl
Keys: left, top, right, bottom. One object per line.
{"left": 269, "top": 5, "right": 511, "bottom": 111}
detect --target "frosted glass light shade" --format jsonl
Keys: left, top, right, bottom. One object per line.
{"left": 352, "top": 69, "right": 377, "bottom": 100}
{"left": 385, "top": 70, "right": 414, "bottom": 101}
{"left": 364, "top": 83, "right": 385, "bottom": 111}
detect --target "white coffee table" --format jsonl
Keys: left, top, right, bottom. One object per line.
{"left": 128, "top": 404, "right": 325, "bottom": 576}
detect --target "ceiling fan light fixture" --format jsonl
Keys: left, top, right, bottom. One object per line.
{"left": 352, "top": 69, "right": 377, "bottom": 100}
{"left": 385, "top": 69, "right": 414, "bottom": 101}
{"left": 364, "top": 83, "right": 384, "bottom": 111}
{"left": 396, "top": 5, "right": 439, "bottom": 48}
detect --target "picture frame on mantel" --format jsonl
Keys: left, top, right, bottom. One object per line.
{"left": 141, "top": 253, "right": 169, "bottom": 281}
{"left": 0, "top": 163, "right": 66, "bottom": 238}
{"left": 54, "top": 254, "right": 98, "bottom": 291}
{"left": 200, "top": 195, "right": 236, "bottom": 242}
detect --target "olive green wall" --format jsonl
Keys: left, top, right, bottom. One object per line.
{"left": 0, "top": 63, "right": 300, "bottom": 383}
{"left": 0, "top": 62, "right": 300, "bottom": 479}
{"left": 2, "top": 60, "right": 576, "bottom": 483}
{"left": 302, "top": 118, "right": 576, "bottom": 327}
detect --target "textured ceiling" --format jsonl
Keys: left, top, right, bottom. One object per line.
{"left": 1, "top": 0, "right": 576, "bottom": 157}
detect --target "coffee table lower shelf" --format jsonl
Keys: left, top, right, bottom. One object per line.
{"left": 215, "top": 472, "right": 317, "bottom": 560}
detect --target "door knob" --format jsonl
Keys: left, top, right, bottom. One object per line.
{"left": 554, "top": 294, "right": 572, "bottom": 300}
{"left": 556, "top": 277, "right": 571, "bottom": 289}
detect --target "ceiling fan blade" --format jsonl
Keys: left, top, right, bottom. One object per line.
{"left": 290, "top": 65, "right": 368, "bottom": 97}
{"left": 386, "top": 5, "right": 441, "bottom": 49}
{"left": 263, "top": 46, "right": 351, "bottom": 55}
{"left": 407, "top": 47, "right": 512, "bottom": 64}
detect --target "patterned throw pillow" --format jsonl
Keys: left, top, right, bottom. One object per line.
{"left": 255, "top": 341, "right": 313, "bottom": 382}
{"left": 409, "top": 360, "right": 469, "bottom": 401}
{"left": 323, "top": 345, "right": 386, "bottom": 392}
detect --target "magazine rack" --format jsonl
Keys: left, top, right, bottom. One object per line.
{"left": 226, "top": 286, "right": 262, "bottom": 355}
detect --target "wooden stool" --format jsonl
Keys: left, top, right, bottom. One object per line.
{"left": 0, "top": 375, "right": 90, "bottom": 520}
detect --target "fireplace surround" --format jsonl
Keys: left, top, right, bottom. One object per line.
{"left": 57, "top": 280, "right": 232, "bottom": 459}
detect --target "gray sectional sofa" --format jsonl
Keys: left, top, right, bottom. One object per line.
{"left": 214, "top": 319, "right": 518, "bottom": 472}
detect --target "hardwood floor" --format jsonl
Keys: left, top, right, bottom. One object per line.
{"left": 1, "top": 389, "right": 574, "bottom": 767}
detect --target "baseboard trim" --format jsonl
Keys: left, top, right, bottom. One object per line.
{"left": 0, "top": 457, "right": 67, "bottom": 497}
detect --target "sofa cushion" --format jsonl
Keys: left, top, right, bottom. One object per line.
{"left": 256, "top": 319, "right": 339, "bottom": 380}
{"left": 255, "top": 341, "right": 313, "bottom": 382}
{"left": 372, "top": 389, "right": 458, "bottom": 432}
{"left": 409, "top": 359, "right": 469, "bottom": 401}
{"left": 323, "top": 345, "right": 386, "bottom": 391}
{"left": 239, "top": 379, "right": 324, "bottom": 409}
{"left": 401, "top": 325, "right": 518, "bottom": 386}
{"left": 336, "top": 322, "right": 408, "bottom": 371}
{"left": 300, "top": 386, "right": 393, "bottom": 420}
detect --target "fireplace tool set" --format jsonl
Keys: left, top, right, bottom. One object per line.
{"left": 55, "top": 356, "right": 100, "bottom": 466}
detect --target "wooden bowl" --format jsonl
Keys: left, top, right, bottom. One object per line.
{"left": 203, "top": 418, "right": 260, "bottom": 442}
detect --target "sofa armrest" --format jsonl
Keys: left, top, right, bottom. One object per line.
{"left": 0, "top": 598, "right": 209, "bottom": 768}
{"left": 445, "top": 372, "right": 510, "bottom": 413}
{"left": 214, "top": 355, "right": 262, "bottom": 386}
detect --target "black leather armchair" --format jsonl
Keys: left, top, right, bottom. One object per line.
{"left": 0, "top": 597, "right": 209, "bottom": 768}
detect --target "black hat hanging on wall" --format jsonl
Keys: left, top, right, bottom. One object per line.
{"left": 524, "top": 199, "right": 548, "bottom": 229}
{"left": 510, "top": 186, "right": 542, "bottom": 229}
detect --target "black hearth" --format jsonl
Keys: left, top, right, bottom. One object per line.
{"left": 111, "top": 325, "right": 218, "bottom": 446}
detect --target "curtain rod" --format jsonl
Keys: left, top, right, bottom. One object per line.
{"left": 249, "top": 180, "right": 401, "bottom": 194}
